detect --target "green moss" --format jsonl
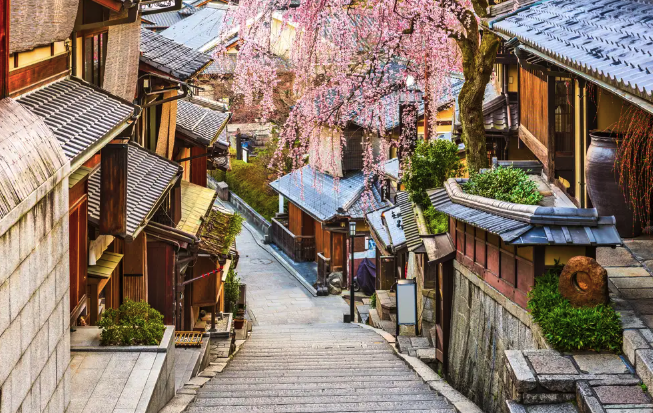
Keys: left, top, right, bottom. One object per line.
{"left": 528, "top": 265, "right": 622, "bottom": 352}
{"left": 424, "top": 205, "right": 448, "bottom": 234}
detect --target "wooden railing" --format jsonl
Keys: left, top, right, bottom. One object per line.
{"left": 271, "top": 217, "right": 316, "bottom": 263}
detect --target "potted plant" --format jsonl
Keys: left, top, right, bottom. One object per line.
{"left": 224, "top": 268, "right": 244, "bottom": 329}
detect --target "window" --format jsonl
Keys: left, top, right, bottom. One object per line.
{"left": 554, "top": 77, "right": 574, "bottom": 154}
{"left": 83, "top": 32, "right": 108, "bottom": 87}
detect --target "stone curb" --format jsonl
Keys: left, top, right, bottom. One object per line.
{"left": 159, "top": 336, "right": 248, "bottom": 413}
{"left": 355, "top": 323, "right": 483, "bottom": 413}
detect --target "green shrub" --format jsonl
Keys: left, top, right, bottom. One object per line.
{"left": 404, "top": 139, "right": 464, "bottom": 207}
{"left": 424, "top": 205, "right": 448, "bottom": 234}
{"left": 210, "top": 160, "right": 279, "bottom": 220}
{"left": 369, "top": 292, "right": 377, "bottom": 309}
{"left": 224, "top": 268, "right": 241, "bottom": 315}
{"left": 98, "top": 300, "right": 165, "bottom": 346}
{"left": 528, "top": 265, "right": 622, "bottom": 352}
{"left": 463, "top": 166, "right": 542, "bottom": 205}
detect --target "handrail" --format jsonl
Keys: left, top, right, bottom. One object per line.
{"left": 271, "top": 217, "right": 315, "bottom": 240}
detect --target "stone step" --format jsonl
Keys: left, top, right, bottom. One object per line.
{"left": 217, "top": 368, "right": 413, "bottom": 378}
{"left": 225, "top": 362, "right": 406, "bottom": 371}
{"left": 233, "top": 353, "right": 397, "bottom": 360}
{"left": 197, "top": 385, "right": 433, "bottom": 398}
{"left": 187, "top": 400, "right": 454, "bottom": 412}
{"left": 205, "top": 375, "right": 422, "bottom": 384}
{"left": 506, "top": 400, "right": 578, "bottom": 413}
{"left": 200, "top": 380, "right": 428, "bottom": 392}
{"left": 193, "top": 394, "right": 445, "bottom": 406}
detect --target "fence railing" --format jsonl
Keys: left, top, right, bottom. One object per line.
{"left": 271, "top": 217, "right": 316, "bottom": 263}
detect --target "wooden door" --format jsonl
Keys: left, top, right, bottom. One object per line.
{"left": 69, "top": 197, "right": 88, "bottom": 314}
{"left": 435, "top": 260, "right": 453, "bottom": 369}
{"left": 147, "top": 241, "right": 176, "bottom": 325}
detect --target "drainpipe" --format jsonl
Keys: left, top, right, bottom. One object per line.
{"left": 71, "top": 31, "right": 77, "bottom": 77}
{"left": 578, "top": 78, "right": 586, "bottom": 208}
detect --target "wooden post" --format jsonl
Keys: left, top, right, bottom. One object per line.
{"left": 0, "top": 0, "right": 9, "bottom": 98}
{"left": 88, "top": 282, "right": 99, "bottom": 326}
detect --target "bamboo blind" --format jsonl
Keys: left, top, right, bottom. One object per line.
{"left": 10, "top": 0, "right": 79, "bottom": 53}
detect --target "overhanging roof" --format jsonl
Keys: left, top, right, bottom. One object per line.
{"left": 88, "top": 143, "right": 182, "bottom": 241}
{"left": 490, "top": 0, "right": 653, "bottom": 105}
{"left": 140, "top": 28, "right": 213, "bottom": 81}
{"left": 427, "top": 179, "right": 622, "bottom": 246}
{"left": 176, "top": 99, "right": 231, "bottom": 148}
{"left": 17, "top": 77, "right": 136, "bottom": 165}
{"left": 270, "top": 165, "right": 387, "bottom": 222}
{"left": 177, "top": 180, "right": 217, "bottom": 235}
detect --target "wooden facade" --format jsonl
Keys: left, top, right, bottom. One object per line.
{"left": 69, "top": 178, "right": 89, "bottom": 315}
{"left": 147, "top": 241, "right": 177, "bottom": 325}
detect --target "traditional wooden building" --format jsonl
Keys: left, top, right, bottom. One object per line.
{"left": 270, "top": 165, "right": 387, "bottom": 290}
{"left": 486, "top": 0, "right": 653, "bottom": 236}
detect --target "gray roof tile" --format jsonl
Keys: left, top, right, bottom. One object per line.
{"left": 17, "top": 78, "right": 135, "bottom": 162}
{"left": 88, "top": 143, "right": 181, "bottom": 241}
{"left": 160, "top": 6, "right": 231, "bottom": 51}
{"left": 140, "top": 28, "right": 213, "bottom": 80}
{"left": 177, "top": 99, "right": 230, "bottom": 147}
{"left": 492, "top": 0, "right": 653, "bottom": 102}
{"left": 270, "top": 165, "right": 387, "bottom": 221}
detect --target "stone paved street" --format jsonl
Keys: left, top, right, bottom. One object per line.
{"left": 187, "top": 324, "right": 456, "bottom": 413}
{"left": 230, "top": 213, "right": 349, "bottom": 325}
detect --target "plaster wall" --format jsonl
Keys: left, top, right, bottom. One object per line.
{"left": 0, "top": 179, "right": 71, "bottom": 413}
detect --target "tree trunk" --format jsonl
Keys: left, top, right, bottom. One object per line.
{"left": 457, "top": 31, "right": 500, "bottom": 173}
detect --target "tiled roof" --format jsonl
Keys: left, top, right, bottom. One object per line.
{"left": 17, "top": 78, "right": 135, "bottom": 162}
{"left": 160, "top": 7, "right": 231, "bottom": 51}
{"left": 140, "top": 28, "right": 213, "bottom": 81}
{"left": 0, "top": 98, "right": 67, "bottom": 219}
{"left": 366, "top": 206, "right": 393, "bottom": 251}
{"left": 454, "top": 92, "right": 518, "bottom": 135}
{"left": 428, "top": 181, "right": 622, "bottom": 246}
{"left": 142, "top": 8, "right": 194, "bottom": 29}
{"left": 270, "top": 165, "right": 387, "bottom": 222}
{"left": 177, "top": 99, "right": 230, "bottom": 147}
{"left": 88, "top": 143, "right": 181, "bottom": 241}
{"left": 492, "top": 0, "right": 653, "bottom": 102}
{"left": 351, "top": 75, "right": 465, "bottom": 132}
{"left": 177, "top": 180, "right": 217, "bottom": 235}
{"left": 397, "top": 192, "right": 421, "bottom": 251}
{"left": 199, "top": 205, "right": 239, "bottom": 256}
{"left": 384, "top": 158, "right": 399, "bottom": 181}
{"left": 203, "top": 52, "right": 292, "bottom": 76}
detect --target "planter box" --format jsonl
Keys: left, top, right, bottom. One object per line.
{"left": 70, "top": 326, "right": 176, "bottom": 413}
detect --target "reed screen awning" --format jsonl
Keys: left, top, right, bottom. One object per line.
{"left": 87, "top": 251, "right": 123, "bottom": 280}
{"left": 177, "top": 180, "right": 217, "bottom": 236}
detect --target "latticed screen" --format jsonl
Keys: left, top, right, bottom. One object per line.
{"left": 84, "top": 32, "right": 108, "bottom": 88}
{"left": 554, "top": 77, "right": 574, "bottom": 155}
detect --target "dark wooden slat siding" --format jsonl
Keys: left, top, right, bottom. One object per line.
{"left": 190, "top": 146, "right": 207, "bottom": 187}
{"left": 100, "top": 143, "right": 128, "bottom": 236}
{"left": 519, "top": 67, "right": 549, "bottom": 149}
{"left": 147, "top": 241, "right": 176, "bottom": 325}
{"left": 0, "top": 0, "right": 8, "bottom": 98}
{"left": 8, "top": 53, "right": 69, "bottom": 96}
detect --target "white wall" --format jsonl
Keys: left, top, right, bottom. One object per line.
{"left": 0, "top": 179, "right": 71, "bottom": 413}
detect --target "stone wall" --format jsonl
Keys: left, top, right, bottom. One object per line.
{"left": 0, "top": 179, "right": 70, "bottom": 413}
{"left": 229, "top": 191, "right": 271, "bottom": 237}
{"left": 446, "top": 261, "right": 548, "bottom": 413}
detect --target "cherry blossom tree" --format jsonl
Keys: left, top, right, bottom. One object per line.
{"left": 219, "top": 0, "right": 499, "bottom": 175}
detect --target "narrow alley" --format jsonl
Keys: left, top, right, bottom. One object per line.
{"left": 183, "top": 213, "right": 456, "bottom": 412}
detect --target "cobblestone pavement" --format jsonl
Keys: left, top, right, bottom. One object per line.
{"left": 233, "top": 218, "right": 349, "bottom": 325}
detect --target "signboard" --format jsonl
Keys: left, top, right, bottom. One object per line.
{"left": 396, "top": 278, "right": 417, "bottom": 326}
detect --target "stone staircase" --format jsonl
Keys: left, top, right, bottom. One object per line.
{"left": 187, "top": 323, "right": 456, "bottom": 412}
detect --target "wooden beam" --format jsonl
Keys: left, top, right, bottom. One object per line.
{"left": 89, "top": 0, "right": 123, "bottom": 13}
{"left": 100, "top": 143, "right": 128, "bottom": 236}
{"left": 517, "top": 125, "right": 549, "bottom": 175}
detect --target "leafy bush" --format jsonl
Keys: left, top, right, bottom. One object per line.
{"left": 224, "top": 268, "right": 241, "bottom": 316}
{"left": 369, "top": 292, "right": 377, "bottom": 309}
{"left": 404, "top": 139, "right": 464, "bottom": 207}
{"left": 424, "top": 205, "right": 448, "bottom": 234}
{"left": 463, "top": 166, "right": 543, "bottom": 205}
{"left": 210, "top": 160, "right": 279, "bottom": 220}
{"left": 98, "top": 300, "right": 165, "bottom": 346}
{"left": 528, "top": 265, "right": 622, "bottom": 352}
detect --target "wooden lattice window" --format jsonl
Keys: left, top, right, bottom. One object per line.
{"left": 554, "top": 77, "right": 574, "bottom": 155}
{"left": 83, "top": 31, "right": 108, "bottom": 88}
{"left": 342, "top": 128, "right": 364, "bottom": 172}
